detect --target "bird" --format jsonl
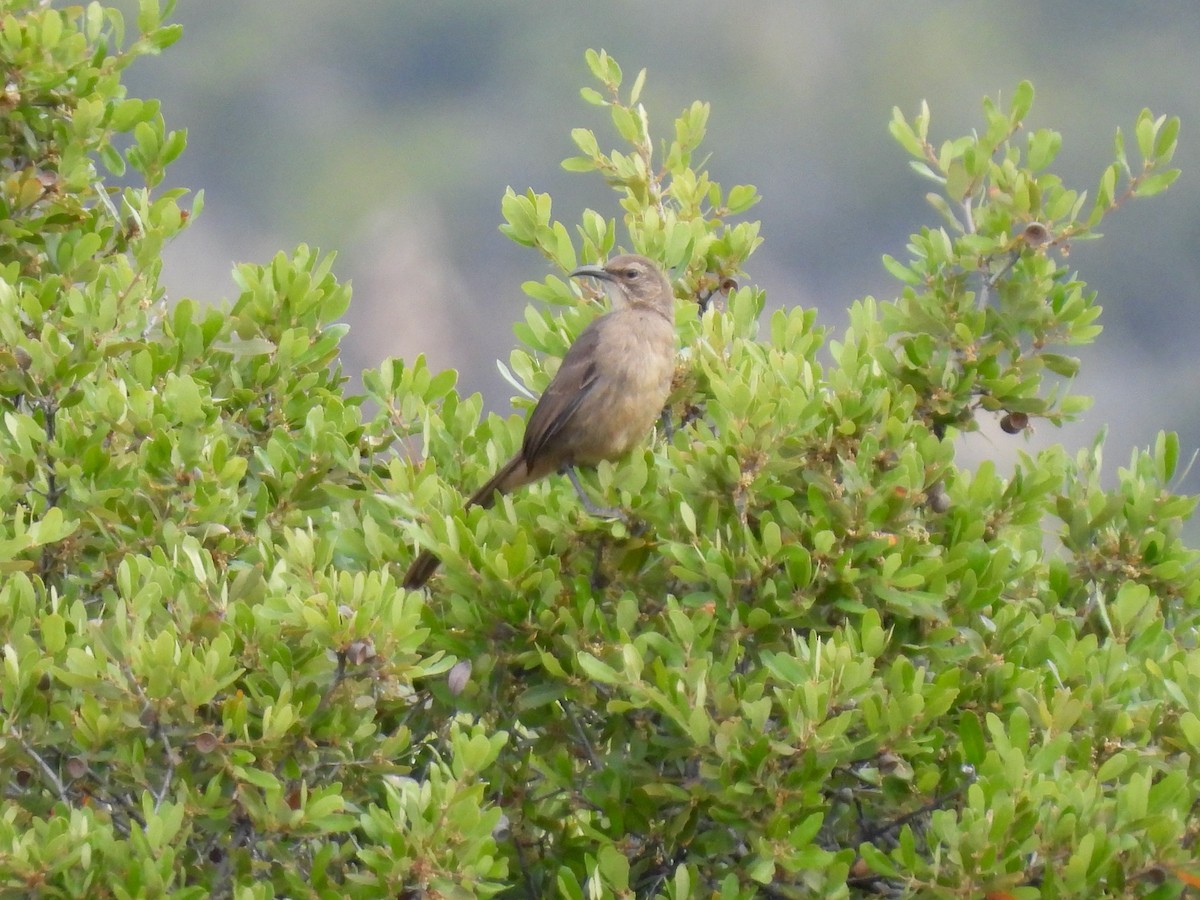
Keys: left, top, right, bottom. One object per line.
{"left": 403, "top": 253, "right": 676, "bottom": 588}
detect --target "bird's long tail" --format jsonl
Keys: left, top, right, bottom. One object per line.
{"left": 403, "top": 455, "right": 528, "bottom": 588}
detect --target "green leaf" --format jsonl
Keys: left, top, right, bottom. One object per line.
{"left": 1135, "top": 110, "right": 1156, "bottom": 160}
{"left": 597, "top": 845, "right": 630, "bottom": 890}
{"left": 908, "top": 159, "right": 944, "bottom": 183}
{"left": 550, "top": 221, "right": 577, "bottom": 271}
{"left": 1154, "top": 115, "right": 1180, "bottom": 162}
{"left": 1040, "top": 353, "right": 1080, "bottom": 377}
{"left": 611, "top": 104, "right": 640, "bottom": 144}
{"left": 858, "top": 841, "right": 899, "bottom": 877}
{"left": 746, "top": 855, "right": 775, "bottom": 884}
{"left": 1132, "top": 169, "right": 1179, "bottom": 198}
{"left": 233, "top": 766, "right": 281, "bottom": 791}
{"left": 881, "top": 254, "right": 920, "bottom": 285}
{"left": 726, "top": 184, "right": 760, "bottom": 214}
{"left": 41, "top": 8, "right": 62, "bottom": 46}
{"left": 1112, "top": 127, "right": 1128, "bottom": 173}
{"left": 29, "top": 508, "right": 79, "bottom": 546}
{"left": 576, "top": 652, "right": 620, "bottom": 685}
{"left": 110, "top": 98, "right": 152, "bottom": 131}
{"left": 163, "top": 372, "right": 205, "bottom": 425}
{"left": 570, "top": 127, "right": 599, "bottom": 157}
{"left": 760, "top": 651, "right": 807, "bottom": 686}
{"left": 137, "top": 0, "right": 162, "bottom": 33}
{"left": 1180, "top": 712, "right": 1200, "bottom": 752}
{"left": 584, "top": 48, "right": 605, "bottom": 82}
{"left": 1096, "top": 162, "right": 1118, "bottom": 209}
{"left": 1095, "top": 751, "right": 1133, "bottom": 783}
{"left": 41, "top": 612, "right": 67, "bottom": 654}
{"left": 99, "top": 143, "right": 126, "bottom": 177}
{"left": 959, "top": 710, "right": 985, "bottom": 766}
{"left": 1065, "top": 832, "right": 1095, "bottom": 889}
{"left": 1027, "top": 128, "right": 1062, "bottom": 171}
{"left": 888, "top": 107, "right": 926, "bottom": 159}
{"left": 579, "top": 86, "right": 605, "bottom": 106}
{"left": 1154, "top": 430, "right": 1179, "bottom": 482}
{"left": 1009, "top": 80, "right": 1034, "bottom": 123}
{"left": 629, "top": 68, "right": 647, "bottom": 105}
{"left": 945, "top": 159, "right": 971, "bottom": 200}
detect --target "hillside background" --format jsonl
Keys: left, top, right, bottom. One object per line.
{"left": 122, "top": 1, "right": 1200, "bottom": 492}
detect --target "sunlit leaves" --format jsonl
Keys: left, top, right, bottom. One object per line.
{"left": 6, "top": 13, "right": 1197, "bottom": 897}
{"left": 882, "top": 89, "right": 1180, "bottom": 443}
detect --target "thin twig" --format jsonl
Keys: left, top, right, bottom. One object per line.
{"left": 313, "top": 650, "right": 348, "bottom": 719}
{"left": 13, "top": 731, "right": 69, "bottom": 803}
{"left": 977, "top": 249, "right": 1021, "bottom": 312}
{"left": 859, "top": 770, "right": 975, "bottom": 844}
{"left": 512, "top": 829, "right": 540, "bottom": 899}
{"left": 562, "top": 702, "right": 602, "bottom": 771}
{"left": 82, "top": 785, "right": 137, "bottom": 836}
{"left": 122, "top": 664, "right": 176, "bottom": 810}
{"left": 637, "top": 847, "right": 687, "bottom": 899}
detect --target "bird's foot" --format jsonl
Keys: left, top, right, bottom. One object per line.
{"left": 583, "top": 500, "right": 627, "bottom": 521}
{"left": 564, "top": 467, "right": 627, "bottom": 521}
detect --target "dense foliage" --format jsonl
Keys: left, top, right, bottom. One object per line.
{"left": 1, "top": 3, "right": 1196, "bottom": 897}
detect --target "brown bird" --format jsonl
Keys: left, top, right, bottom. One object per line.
{"left": 403, "top": 253, "right": 676, "bottom": 588}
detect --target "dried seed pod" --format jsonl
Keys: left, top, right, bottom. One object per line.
{"left": 448, "top": 659, "right": 473, "bottom": 697}
{"left": 926, "top": 481, "right": 951, "bottom": 513}
{"left": 492, "top": 812, "right": 511, "bottom": 841}
{"left": 345, "top": 638, "right": 376, "bottom": 666}
{"left": 1000, "top": 411, "right": 1029, "bottom": 434}
{"left": 1021, "top": 222, "right": 1050, "bottom": 246}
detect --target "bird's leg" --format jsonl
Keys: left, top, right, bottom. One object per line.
{"left": 564, "top": 466, "right": 626, "bottom": 520}
{"left": 659, "top": 407, "right": 674, "bottom": 442}
{"left": 589, "top": 539, "right": 610, "bottom": 593}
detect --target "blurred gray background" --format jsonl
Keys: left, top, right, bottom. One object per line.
{"left": 124, "top": 2, "right": 1200, "bottom": 494}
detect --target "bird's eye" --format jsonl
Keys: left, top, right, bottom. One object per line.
{"left": 623, "top": 268, "right": 640, "bottom": 280}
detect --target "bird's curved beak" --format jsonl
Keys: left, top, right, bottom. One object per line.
{"left": 570, "top": 263, "right": 613, "bottom": 282}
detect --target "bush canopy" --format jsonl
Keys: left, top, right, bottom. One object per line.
{"left": 0, "top": 4, "right": 1196, "bottom": 897}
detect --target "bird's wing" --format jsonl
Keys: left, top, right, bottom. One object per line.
{"left": 520, "top": 319, "right": 604, "bottom": 467}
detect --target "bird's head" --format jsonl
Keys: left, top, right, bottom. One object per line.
{"left": 570, "top": 254, "right": 674, "bottom": 318}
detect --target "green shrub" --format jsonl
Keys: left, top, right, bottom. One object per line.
{"left": 1, "top": 5, "right": 1195, "bottom": 897}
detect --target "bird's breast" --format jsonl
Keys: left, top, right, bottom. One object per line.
{"left": 573, "top": 310, "right": 675, "bottom": 464}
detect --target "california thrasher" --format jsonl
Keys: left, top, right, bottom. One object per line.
{"left": 403, "top": 253, "right": 676, "bottom": 588}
